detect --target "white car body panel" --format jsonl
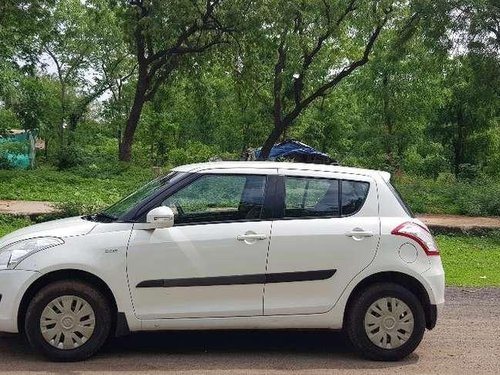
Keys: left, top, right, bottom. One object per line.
{"left": 264, "top": 169, "right": 380, "bottom": 315}
{"left": 127, "top": 221, "right": 272, "bottom": 319}
{"left": 0, "top": 216, "right": 97, "bottom": 248}
{"left": 0, "top": 161, "right": 445, "bottom": 336}
{"left": 13, "top": 223, "right": 142, "bottom": 332}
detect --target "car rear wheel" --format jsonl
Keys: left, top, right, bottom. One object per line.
{"left": 346, "top": 282, "right": 426, "bottom": 361}
{"left": 25, "top": 280, "right": 112, "bottom": 362}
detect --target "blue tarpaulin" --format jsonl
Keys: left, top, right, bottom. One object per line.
{"left": 253, "top": 140, "right": 333, "bottom": 164}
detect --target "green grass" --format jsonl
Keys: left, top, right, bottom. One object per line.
{"left": 436, "top": 233, "right": 500, "bottom": 287}
{"left": 0, "top": 215, "right": 32, "bottom": 237}
{"left": 0, "top": 165, "right": 153, "bottom": 206}
{"left": 0, "top": 214, "right": 498, "bottom": 287}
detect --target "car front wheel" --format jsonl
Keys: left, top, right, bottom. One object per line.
{"left": 346, "top": 282, "right": 426, "bottom": 361}
{"left": 24, "top": 280, "right": 112, "bottom": 362}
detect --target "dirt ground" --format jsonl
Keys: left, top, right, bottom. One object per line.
{"left": 0, "top": 200, "right": 55, "bottom": 216}
{"left": 0, "top": 287, "right": 498, "bottom": 375}
{"left": 418, "top": 214, "right": 500, "bottom": 230}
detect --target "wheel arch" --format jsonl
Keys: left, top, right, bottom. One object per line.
{"left": 343, "top": 271, "right": 436, "bottom": 330}
{"left": 17, "top": 269, "right": 122, "bottom": 335}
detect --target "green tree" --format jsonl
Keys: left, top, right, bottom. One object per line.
{"left": 429, "top": 0, "right": 499, "bottom": 177}
{"left": 119, "top": 0, "right": 241, "bottom": 161}
{"left": 41, "top": 0, "right": 133, "bottom": 146}
{"left": 431, "top": 56, "right": 499, "bottom": 177}
{"left": 238, "top": 0, "right": 395, "bottom": 159}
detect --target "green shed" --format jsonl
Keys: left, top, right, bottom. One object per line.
{"left": 0, "top": 129, "right": 36, "bottom": 169}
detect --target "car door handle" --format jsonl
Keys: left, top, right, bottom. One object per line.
{"left": 237, "top": 233, "right": 268, "bottom": 241}
{"left": 345, "top": 229, "right": 374, "bottom": 239}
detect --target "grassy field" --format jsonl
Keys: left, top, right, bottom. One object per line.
{"left": 0, "top": 214, "right": 498, "bottom": 287}
{"left": 0, "top": 165, "right": 152, "bottom": 205}
{"left": 436, "top": 233, "right": 500, "bottom": 287}
{"left": 0, "top": 215, "right": 32, "bottom": 237}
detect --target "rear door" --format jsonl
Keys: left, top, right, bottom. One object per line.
{"left": 264, "top": 169, "right": 380, "bottom": 315}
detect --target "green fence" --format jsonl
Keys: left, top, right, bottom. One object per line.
{"left": 0, "top": 131, "right": 36, "bottom": 170}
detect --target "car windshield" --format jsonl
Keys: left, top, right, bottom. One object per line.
{"left": 97, "top": 172, "right": 179, "bottom": 221}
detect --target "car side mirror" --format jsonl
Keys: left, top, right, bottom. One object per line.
{"left": 135, "top": 206, "right": 175, "bottom": 230}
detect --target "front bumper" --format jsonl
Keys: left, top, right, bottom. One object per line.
{"left": 0, "top": 269, "right": 40, "bottom": 333}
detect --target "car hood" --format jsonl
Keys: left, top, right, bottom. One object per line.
{"left": 0, "top": 216, "right": 97, "bottom": 248}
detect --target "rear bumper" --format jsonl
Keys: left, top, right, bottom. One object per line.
{"left": 420, "top": 257, "right": 445, "bottom": 330}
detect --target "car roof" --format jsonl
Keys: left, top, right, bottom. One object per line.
{"left": 172, "top": 161, "right": 390, "bottom": 180}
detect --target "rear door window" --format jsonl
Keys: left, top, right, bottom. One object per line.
{"left": 283, "top": 176, "right": 370, "bottom": 218}
{"left": 284, "top": 177, "right": 340, "bottom": 218}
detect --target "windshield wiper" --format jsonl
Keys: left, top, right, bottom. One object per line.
{"left": 96, "top": 212, "right": 117, "bottom": 221}
{"left": 84, "top": 212, "right": 117, "bottom": 223}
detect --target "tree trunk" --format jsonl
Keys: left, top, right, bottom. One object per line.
{"left": 119, "top": 79, "right": 148, "bottom": 162}
{"left": 382, "top": 73, "right": 395, "bottom": 169}
{"left": 259, "top": 122, "right": 285, "bottom": 160}
{"left": 454, "top": 108, "right": 465, "bottom": 177}
{"left": 67, "top": 113, "right": 78, "bottom": 146}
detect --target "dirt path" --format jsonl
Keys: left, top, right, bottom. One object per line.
{"left": 419, "top": 213, "right": 500, "bottom": 230}
{"left": 0, "top": 200, "right": 55, "bottom": 215}
{"left": 0, "top": 287, "right": 498, "bottom": 374}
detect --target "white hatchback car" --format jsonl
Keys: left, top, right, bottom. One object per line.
{"left": 0, "top": 161, "right": 444, "bottom": 362}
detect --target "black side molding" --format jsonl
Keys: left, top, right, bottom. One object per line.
{"left": 137, "top": 269, "right": 336, "bottom": 288}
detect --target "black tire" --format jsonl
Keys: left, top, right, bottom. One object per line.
{"left": 24, "top": 280, "right": 112, "bottom": 362}
{"left": 346, "top": 282, "right": 426, "bottom": 361}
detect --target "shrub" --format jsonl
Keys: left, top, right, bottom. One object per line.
{"left": 0, "top": 154, "right": 13, "bottom": 170}
{"left": 456, "top": 163, "right": 481, "bottom": 180}
{"left": 395, "top": 175, "right": 500, "bottom": 216}
{"left": 54, "top": 201, "right": 108, "bottom": 217}
{"left": 54, "top": 146, "right": 87, "bottom": 170}
{"left": 69, "top": 160, "right": 131, "bottom": 179}
{"left": 168, "top": 142, "right": 223, "bottom": 166}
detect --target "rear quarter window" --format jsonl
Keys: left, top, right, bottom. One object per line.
{"left": 341, "top": 180, "right": 370, "bottom": 216}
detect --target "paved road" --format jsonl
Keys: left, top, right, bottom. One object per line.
{"left": 0, "top": 287, "right": 499, "bottom": 374}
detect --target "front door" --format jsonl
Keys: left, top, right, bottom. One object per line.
{"left": 264, "top": 170, "right": 380, "bottom": 315}
{"left": 127, "top": 170, "right": 275, "bottom": 319}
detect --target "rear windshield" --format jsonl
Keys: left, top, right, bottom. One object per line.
{"left": 385, "top": 180, "right": 414, "bottom": 217}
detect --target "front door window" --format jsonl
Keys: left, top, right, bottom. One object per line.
{"left": 163, "top": 174, "right": 267, "bottom": 224}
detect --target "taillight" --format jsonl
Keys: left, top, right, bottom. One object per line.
{"left": 391, "top": 222, "right": 440, "bottom": 256}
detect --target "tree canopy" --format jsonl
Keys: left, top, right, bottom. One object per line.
{"left": 0, "top": 0, "right": 498, "bottom": 179}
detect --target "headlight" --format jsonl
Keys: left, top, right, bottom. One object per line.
{"left": 0, "top": 237, "right": 64, "bottom": 270}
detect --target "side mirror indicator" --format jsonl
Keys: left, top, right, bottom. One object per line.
{"left": 136, "top": 206, "right": 175, "bottom": 230}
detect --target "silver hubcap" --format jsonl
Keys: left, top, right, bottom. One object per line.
{"left": 364, "top": 297, "right": 414, "bottom": 349}
{"left": 40, "top": 295, "right": 96, "bottom": 350}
